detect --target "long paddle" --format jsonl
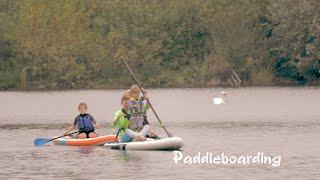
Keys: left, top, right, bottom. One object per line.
{"left": 122, "top": 57, "right": 173, "bottom": 137}
{"left": 34, "top": 131, "right": 79, "bottom": 147}
{"left": 114, "top": 128, "right": 121, "bottom": 142}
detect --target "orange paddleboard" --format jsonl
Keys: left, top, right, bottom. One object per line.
{"left": 53, "top": 135, "right": 117, "bottom": 146}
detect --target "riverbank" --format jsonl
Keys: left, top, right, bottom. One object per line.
{"left": 1, "top": 82, "right": 319, "bottom": 91}
{"left": 1, "top": 1, "right": 319, "bottom": 92}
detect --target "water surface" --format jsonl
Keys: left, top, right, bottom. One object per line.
{"left": 0, "top": 87, "right": 319, "bottom": 179}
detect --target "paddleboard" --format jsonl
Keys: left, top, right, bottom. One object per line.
{"left": 103, "top": 137, "right": 183, "bottom": 151}
{"left": 53, "top": 135, "right": 117, "bottom": 146}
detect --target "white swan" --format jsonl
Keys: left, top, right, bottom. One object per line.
{"left": 213, "top": 91, "right": 227, "bottom": 105}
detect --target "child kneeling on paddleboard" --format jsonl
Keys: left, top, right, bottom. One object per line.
{"left": 127, "top": 85, "right": 159, "bottom": 139}
{"left": 65, "top": 102, "right": 99, "bottom": 139}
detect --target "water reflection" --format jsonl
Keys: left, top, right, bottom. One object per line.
{"left": 76, "top": 146, "right": 95, "bottom": 154}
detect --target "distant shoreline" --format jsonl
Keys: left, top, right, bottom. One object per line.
{"left": 1, "top": 84, "right": 319, "bottom": 92}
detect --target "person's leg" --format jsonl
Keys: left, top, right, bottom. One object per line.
{"left": 147, "top": 127, "right": 160, "bottom": 139}
{"left": 125, "top": 126, "right": 150, "bottom": 138}
{"left": 125, "top": 129, "right": 141, "bottom": 138}
{"left": 77, "top": 133, "right": 86, "bottom": 139}
{"left": 138, "top": 125, "right": 150, "bottom": 136}
{"left": 120, "top": 134, "right": 133, "bottom": 142}
{"left": 125, "top": 129, "right": 147, "bottom": 142}
{"left": 88, "top": 132, "right": 98, "bottom": 138}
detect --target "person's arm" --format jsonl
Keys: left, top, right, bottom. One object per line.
{"left": 90, "top": 114, "right": 99, "bottom": 128}
{"left": 143, "top": 102, "right": 150, "bottom": 112}
{"left": 112, "top": 111, "right": 121, "bottom": 128}
{"left": 113, "top": 110, "right": 128, "bottom": 131}
{"left": 140, "top": 88, "right": 150, "bottom": 111}
{"left": 141, "top": 88, "right": 149, "bottom": 99}
{"left": 64, "top": 118, "right": 77, "bottom": 135}
{"left": 93, "top": 120, "right": 99, "bottom": 128}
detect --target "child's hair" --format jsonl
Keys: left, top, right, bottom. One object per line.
{"left": 121, "top": 94, "right": 130, "bottom": 103}
{"left": 124, "top": 89, "right": 131, "bottom": 97}
{"left": 130, "top": 84, "right": 140, "bottom": 94}
{"left": 78, "top": 102, "right": 87, "bottom": 109}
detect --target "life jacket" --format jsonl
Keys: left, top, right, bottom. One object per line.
{"left": 76, "top": 114, "right": 94, "bottom": 131}
{"left": 128, "top": 97, "right": 145, "bottom": 115}
{"left": 127, "top": 98, "right": 148, "bottom": 131}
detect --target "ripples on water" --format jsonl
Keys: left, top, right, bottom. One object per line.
{"left": 1, "top": 120, "right": 319, "bottom": 130}
{"left": 0, "top": 87, "right": 319, "bottom": 179}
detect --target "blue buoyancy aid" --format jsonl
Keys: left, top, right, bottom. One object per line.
{"left": 76, "top": 114, "right": 94, "bottom": 131}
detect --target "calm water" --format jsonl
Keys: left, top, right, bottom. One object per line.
{"left": 0, "top": 87, "right": 319, "bottom": 179}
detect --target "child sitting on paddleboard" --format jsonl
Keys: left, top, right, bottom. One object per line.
{"left": 112, "top": 95, "right": 142, "bottom": 142}
{"left": 113, "top": 86, "right": 158, "bottom": 142}
{"left": 65, "top": 102, "right": 99, "bottom": 139}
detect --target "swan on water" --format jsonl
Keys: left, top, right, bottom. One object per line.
{"left": 213, "top": 91, "right": 227, "bottom": 105}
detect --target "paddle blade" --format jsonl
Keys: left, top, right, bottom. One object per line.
{"left": 34, "top": 138, "right": 51, "bottom": 146}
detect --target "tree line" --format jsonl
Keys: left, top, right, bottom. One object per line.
{"left": 0, "top": 0, "right": 319, "bottom": 90}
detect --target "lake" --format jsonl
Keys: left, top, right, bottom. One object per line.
{"left": 0, "top": 87, "right": 319, "bottom": 179}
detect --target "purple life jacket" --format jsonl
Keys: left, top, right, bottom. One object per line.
{"left": 76, "top": 114, "right": 94, "bottom": 131}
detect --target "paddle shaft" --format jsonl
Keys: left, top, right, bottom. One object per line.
{"left": 115, "top": 128, "right": 121, "bottom": 140}
{"left": 122, "top": 57, "right": 173, "bottom": 137}
{"left": 49, "top": 131, "right": 79, "bottom": 142}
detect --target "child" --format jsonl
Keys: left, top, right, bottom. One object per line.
{"left": 127, "top": 85, "right": 159, "bottom": 139}
{"left": 112, "top": 95, "right": 146, "bottom": 142}
{"left": 65, "top": 102, "right": 99, "bottom": 139}
{"left": 127, "top": 85, "right": 151, "bottom": 138}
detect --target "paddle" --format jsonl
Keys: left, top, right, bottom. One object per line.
{"left": 34, "top": 131, "right": 79, "bottom": 147}
{"left": 122, "top": 57, "right": 173, "bottom": 137}
{"left": 114, "top": 128, "right": 121, "bottom": 142}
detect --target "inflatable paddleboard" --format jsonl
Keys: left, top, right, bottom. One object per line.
{"left": 103, "top": 137, "right": 183, "bottom": 151}
{"left": 53, "top": 135, "right": 117, "bottom": 146}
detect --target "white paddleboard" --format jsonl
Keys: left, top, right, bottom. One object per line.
{"left": 103, "top": 137, "right": 183, "bottom": 151}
